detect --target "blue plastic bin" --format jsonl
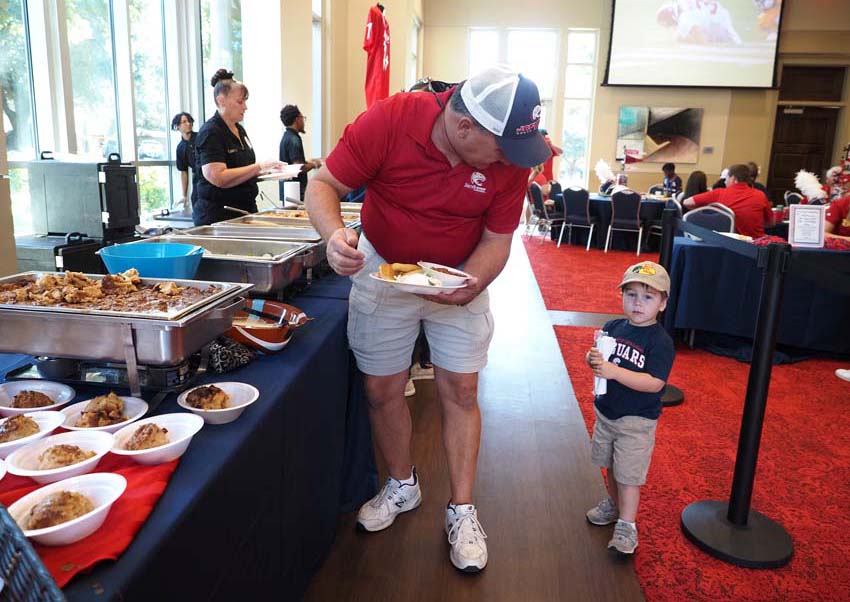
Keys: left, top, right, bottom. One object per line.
{"left": 98, "top": 242, "right": 204, "bottom": 279}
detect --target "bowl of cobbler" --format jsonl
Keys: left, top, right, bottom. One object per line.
{"left": 0, "top": 411, "right": 65, "bottom": 459}
{"left": 9, "top": 472, "right": 127, "bottom": 546}
{"left": 111, "top": 413, "right": 203, "bottom": 464}
{"left": 60, "top": 392, "right": 148, "bottom": 434}
{"left": 6, "top": 430, "right": 114, "bottom": 484}
{"left": 0, "top": 381, "right": 77, "bottom": 417}
{"left": 176, "top": 382, "right": 259, "bottom": 425}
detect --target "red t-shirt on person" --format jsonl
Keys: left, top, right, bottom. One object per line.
{"left": 690, "top": 182, "right": 772, "bottom": 238}
{"left": 324, "top": 89, "right": 529, "bottom": 267}
{"left": 363, "top": 5, "right": 390, "bottom": 109}
{"left": 825, "top": 196, "right": 850, "bottom": 236}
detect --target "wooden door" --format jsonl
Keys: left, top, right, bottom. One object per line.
{"left": 766, "top": 106, "right": 839, "bottom": 204}
{"left": 0, "top": 88, "right": 18, "bottom": 276}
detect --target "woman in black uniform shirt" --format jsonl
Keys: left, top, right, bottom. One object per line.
{"left": 172, "top": 112, "right": 199, "bottom": 212}
{"left": 194, "top": 68, "right": 282, "bottom": 226}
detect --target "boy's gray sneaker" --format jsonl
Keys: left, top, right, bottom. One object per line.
{"left": 608, "top": 520, "right": 638, "bottom": 554}
{"left": 586, "top": 497, "right": 619, "bottom": 526}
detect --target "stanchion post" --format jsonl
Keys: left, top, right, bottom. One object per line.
{"left": 680, "top": 242, "right": 793, "bottom": 568}
{"left": 659, "top": 207, "right": 677, "bottom": 271}
{"left": 728, "top": 242, "right": 790, "bottom": 524}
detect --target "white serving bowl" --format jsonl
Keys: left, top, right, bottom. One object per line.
{"left": 0, "top": 381, "right": 76, "bottom": 417}
{"left": 9, "top": 472, "right": 127, "bottom": 546}
{"left": 111, "top": 413, "right": 204, "bottom": 465}
{"left": 417, "top": 262, "right": 472, "bottom": 287}
{"left": 6, "top": 430, "right": 114, "bottom": 484}
{"left": 0, "top": 411, "right": 66, "bottom": 460}
{"left": 176, "top": 382, "right": 259, "bottom": 425}
{"left": 60, "top": 396, "right": 148, "bottom": 434}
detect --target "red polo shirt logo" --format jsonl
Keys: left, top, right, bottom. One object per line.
{"left": 464, "top": 171, "right": 487, "bottom": 193}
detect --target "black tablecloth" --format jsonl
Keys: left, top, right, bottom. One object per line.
{"left": 663, "top": 238, "right": 850, "bottom": 355}
{"left": 551, "top": 194, "right": 666, "bottom": 249}
{"left": 2, "top": 277, "right": 377, "bottom": 601}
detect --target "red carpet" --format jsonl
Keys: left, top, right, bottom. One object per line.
{"left": 522, "top": 237, "right": 658, "bottom": 314}
{"left": 524, "top": 236, "right": 850, "bottom": 601}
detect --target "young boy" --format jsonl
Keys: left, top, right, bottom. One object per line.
{"left": 585, "top": 261, "right": 675, "bottom": 554}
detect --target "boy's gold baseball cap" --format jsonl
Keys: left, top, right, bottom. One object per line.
{"left": 619, "top": 261, "right": 670, "bottom": 294}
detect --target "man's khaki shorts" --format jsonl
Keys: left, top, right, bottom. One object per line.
{"left": 590, "top": 407, "right": 658, "bottom": 486}
{"left": 347, "top": 235, "right": 494, "bottom": 376}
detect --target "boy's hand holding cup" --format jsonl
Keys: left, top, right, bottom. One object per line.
{"left": 592, "top": 330, "right": 617, "bottom": 396}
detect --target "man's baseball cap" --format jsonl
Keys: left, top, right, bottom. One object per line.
{"left": 460, "top": 65, "right": 552, "bottom": 168}
{"left": 619, "top": 261, "right": 671, "bottom": 294}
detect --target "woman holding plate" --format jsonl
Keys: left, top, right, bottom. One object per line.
{"left": 193, "top": 68, "right": 284, "bottom": 226}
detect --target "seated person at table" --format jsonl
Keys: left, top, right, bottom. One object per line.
{"left": 585, "top": 261, "right": 675, "bottom": 555}
{"left": 529, "top": 163, "right": 551, "bottom": 199}
{"left": 681, "top": 170, "right": 707, "bottom": 202}
{"left": 824, "top": 195, "right": 850, "bottom": 241}
{"left": 683, "top": 163, "right": 772, "bottom": 238}
{"left": 747, "top": 161, "right": 768, "bottom": 195}
{"left": 662, "top": 163, "right": 682, "bottom": 196}
{"left": 711, "top": 168, "right": 729, "bottom": 190}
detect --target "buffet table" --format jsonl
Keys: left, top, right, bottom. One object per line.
{"left": 1, "top": 276, "right": 376, "bottom": 601}
{"left": 663, "top": 238, "right": 850, "bottom": 355}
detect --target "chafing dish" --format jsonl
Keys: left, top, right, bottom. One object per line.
{"left": 179, "top": 225, "right": 327, "bottom": 268}
{"left": 128, "top": 235, "right": 309, "bottom": 294}
{"left": 0, "top": 272, "right": 252, "bottom": 366}
{"left": 219, "top": 213, "right": 361, "bottom": 229}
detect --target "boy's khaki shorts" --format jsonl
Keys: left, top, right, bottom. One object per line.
{"left": 347, "top": 235, "right": 494, "bottom": 376}
{"left": 590, "top": 407, "right": 657, "bottom": 486}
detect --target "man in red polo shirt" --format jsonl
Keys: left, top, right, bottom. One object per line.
{"left": 305, "top": 65, "right": 550, "bottom": 573}
{"left": 683, "top": 163, "right": 772, "bottom": 238}
{"left": 825, "top": 194, "right": 850, "bottom": 240}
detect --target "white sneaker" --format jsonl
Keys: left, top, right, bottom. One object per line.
{"left": 445, "top": 504, "right": 488, "bottom": 572}
{"left": 404, "top": 378, "right": 416, "bottom": 397}
{"left": 410, "top": 363, "right": 435, "bottom": 381}
{"left": 836, "top": 369, "right": 850, "bottom": 383}
{"left": 356, "top": 469, "right": 421, "bottom": 532}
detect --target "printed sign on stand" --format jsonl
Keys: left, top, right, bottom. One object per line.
{"left": 788, "top": 204, "right": 826, "bottom": 248}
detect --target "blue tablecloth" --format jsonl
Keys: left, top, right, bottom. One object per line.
{"left": 0, "top": 277, "right": 376, "bottom": 601}
{"left": 664, "top": 238, "right": 850, "bottom": 355}
{"left": 551, "top": 194, "right": 666, "bottom": 249}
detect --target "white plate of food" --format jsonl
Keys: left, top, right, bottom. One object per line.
{"left": 6, "top": 430, "right": 114, "bottom": 484}
{"left": 257, "top": 164, "right": 303, "bottom": 181}
{"left": 0, "top": 412, "right": 66, "bottom": 460}
{"left": 417, "top": 262, "right": 473, "bottom": 287}
{"left": 60, "top": 392, "right": 148, "bottom": 434}
{"left": 369, "top": 263, "right": 467, "bottom": 295}
{"left": 176, "top": 382, "right": 259, "bottom": 425}
{"left": 111, "top": 413, "right": 204, "bottom": 464}
{"left": 0, "top": 381, "right": 77, "bottom": 417}
{"left": 9, "top": 472, "right": 127, "bottom": 546}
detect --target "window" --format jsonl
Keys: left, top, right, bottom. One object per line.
{"left": 507, "top": 29, "right": 558, "bottom": 131}
{"left": 130, "top": 0, "right": 168, "bottom": 162}
{"left": 312, "top": 3, "right": 323, "bottom": 157}
{"left": 1, "top": 0, "right": 37, "bottom": 235}
{"left": 1, "top": 0, "right": 36, "bottom": 160}
{"left": 406, "top": 17, "right": 421, "bottom": 91}
{"left": 201, "top": 0, "right": 243, "bottom": 119}
{"left": 560, "top": 30, "right": 598, "bottom": 188}
{"left": 468, "top": 29, "right": 499, "bottom": 77}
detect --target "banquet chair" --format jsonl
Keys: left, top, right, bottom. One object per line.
{"left": 784, "top": 191, "right": 803, "bottom": 205}
{"left": 527, "top": 183, "right": 564, "bottom": 244}
{"left": 549, "top": 181, "right": 563, "bottom": 203}
{"left": 559, "top": 187, "right": 598, "bottom": 250}
{"left": 682, "top": 202, "right": 735, "bottom": 240}
{"left": 605, "top": 189, "right": 645, "bottom": 255}
{"left": 649, "top": 198, "right": 683, "bottom": 241}
{"left": 648, "top": 184, "right": 666, "bottom": 195}
{"left": 0, "top": 506, "right": 65, "bottom": 602}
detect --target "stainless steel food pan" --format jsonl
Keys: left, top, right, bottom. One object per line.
{"left": 179, "top": 225, "right": 327, "bottom": 269}
{"left": 131, "top": 236, "right": 309, "bottom": 293}
{"left": 0, "top": 272, "right": 246, "bottom": 321}
{"left": 0, "top": 279, "right": 251, "bottom": 365}
{"left": 219, "top": 213, "right": 360, "bottom": 229}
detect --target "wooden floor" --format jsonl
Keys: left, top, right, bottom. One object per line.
{"left": 304, "top": 235, "right": 644, "bottom": 602}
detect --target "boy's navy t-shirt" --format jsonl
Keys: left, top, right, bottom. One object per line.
{"left": 595, "top": 319, "right": 675, "bottom": 421}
